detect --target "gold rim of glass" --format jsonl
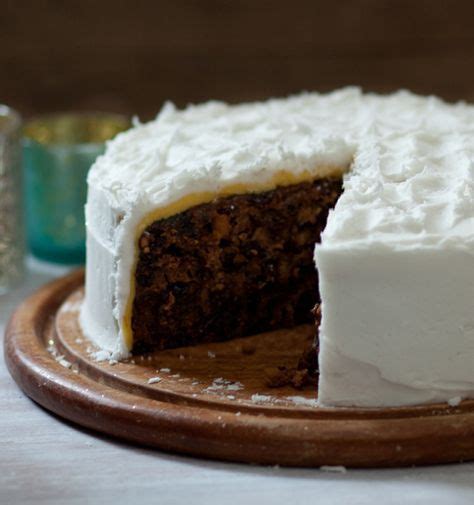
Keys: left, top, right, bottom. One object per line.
{"left": 23, "top": 112, "right": 131, "bottom": 146}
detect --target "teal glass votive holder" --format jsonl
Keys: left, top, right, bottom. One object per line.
{"left": 23, "top": 113, "right": 130, "bottom": 264}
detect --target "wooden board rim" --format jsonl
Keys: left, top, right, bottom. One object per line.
{"left": 5, "top": 270, "right": 474, "bottom": 468}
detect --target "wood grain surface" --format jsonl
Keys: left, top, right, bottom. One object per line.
{"left": 2, "top": 0, "right": 474, "bottom": 118}
{"left": 5, "top": 269, "right": 474, "bottom": 469}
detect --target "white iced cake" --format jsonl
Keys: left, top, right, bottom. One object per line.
{"left": 80, "top": 88, "right": 474, "bottom": 407}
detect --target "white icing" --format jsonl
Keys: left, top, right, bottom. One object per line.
{"left": 315, "top": 247, "right": 474, "bottom": 406}
{"left": 81, "top": 87, "right": 474, "bottom": 407}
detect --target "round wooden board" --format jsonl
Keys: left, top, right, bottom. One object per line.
{"left": 5, "top": 270, "right": 474, "bottom": 468}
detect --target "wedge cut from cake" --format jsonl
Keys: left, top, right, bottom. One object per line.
{"left": 80, "top": 88, "right": 474, "bottom": 408}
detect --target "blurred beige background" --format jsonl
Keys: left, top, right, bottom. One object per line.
{"left": 2, "top": 0, "right": 474, "bottom": 118}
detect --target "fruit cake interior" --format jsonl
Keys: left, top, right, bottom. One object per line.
{"left": 132, "top": 178, "right": 342, "bottom": 352}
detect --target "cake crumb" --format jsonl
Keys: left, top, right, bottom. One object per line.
{"left": 448, "top": 396, "right": 462, "bottom": 407}
{"left": 286, "top": 396, "right": 318, "bottom": 408}
{"left": 47, "top": 343, "right": 73, "bottom": 369}
{"left": 179, "top": 354, "right": 185, "bottom": 360}
{"left": 227, "top": 382, "right": 244, "bottom": 391}
{"left": 320, "top": 465, "right": 347, "bottom": 474}
{"left": 227, "top": 395, "right": 236, "bottom": 400}
{"left": 170, "top": 374, "right": 180, "bottom": 378}
{"left": 291, "top": 369, "right": 310, "bottom": 389}
{"left": 240, "top": 341, "right": 256, "bottom": 355}
{"left": 58, "top": 358, "right": 72, "bottom": 369}
{"left": 251, "top": 393, "right": 273, "bottom": 404}
{"left": 235, "top": 411, "right": 241, "bottom": 416}
{"left": 207, "top": 351, "right": 216, "bottom": 359}
{"left": 264, "top": 366, "right": 313, "bottom": 389}
{"left": 204, "top": 378, "right": 243, "bottom": 394}
{"left": 204, "top": 384, "right": 224, "bottom": 392}
{"left": 264, "top": 366, "right": 291, "bottom": 388}
{"left": 160, "top": 368, "right": 171, "bottom": 373}
{"left": 147, "top": 377, "right": 162, "bottom": 384}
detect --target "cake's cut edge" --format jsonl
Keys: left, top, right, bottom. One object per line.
{"left": 122, "top": 167, "right": 348, "bottom": 352}
{"left": 131, "top": 176, "right": 343, "bottom": 352}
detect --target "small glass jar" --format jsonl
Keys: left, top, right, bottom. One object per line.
{"left": 23, "top": 112, "right": 130, "bottom": 264}
{"left": 0, "top": 105, "right": 24, "bottom": 294}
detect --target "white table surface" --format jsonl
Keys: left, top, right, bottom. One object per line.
{"left": 1, "top": 260, "right": 474, "bottom": 505}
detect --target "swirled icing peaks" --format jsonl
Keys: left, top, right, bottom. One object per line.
{"left": 89, "top": 87, "right": 474, "bottom": 251}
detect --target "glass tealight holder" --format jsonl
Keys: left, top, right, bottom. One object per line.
{"left": 0, "top": 105, "right": 24, "bottom": 294}
{"left": 23, "top": 112, "right": 130, "bottom": 264}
